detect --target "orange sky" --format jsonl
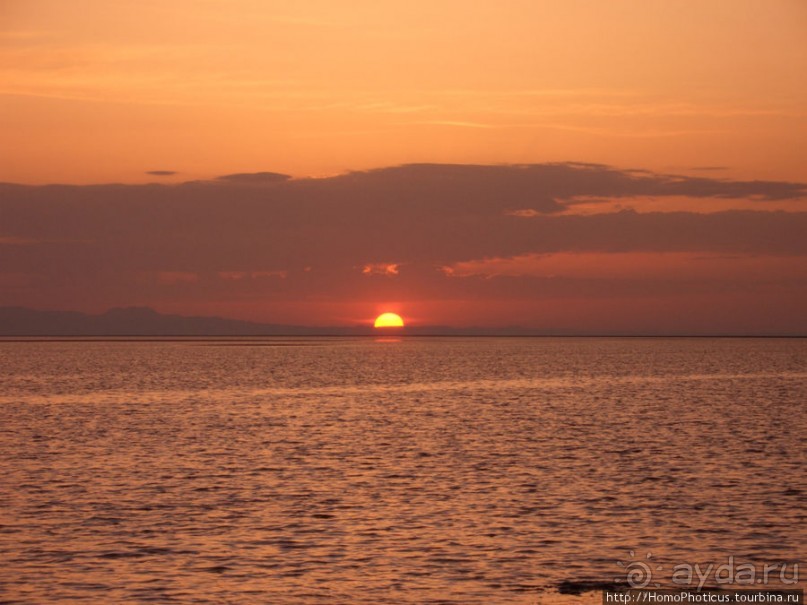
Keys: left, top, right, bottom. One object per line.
{"left": 1, "top": 1, "right": 806, "bottom": 333}
{"left": 1, "top": 0, "right": 806, "bottom": 184}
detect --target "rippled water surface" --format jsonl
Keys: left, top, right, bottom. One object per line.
{"left": 1, "top": 337, "right": 805, "bottom": 604}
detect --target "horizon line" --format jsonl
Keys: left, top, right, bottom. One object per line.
{"left": 1, "top": 334, "right": 805, "bottom": 340}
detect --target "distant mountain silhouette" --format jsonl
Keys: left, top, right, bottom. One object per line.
{"left": 0, "top": 306, "right": 547, "bottom": 336}
{"left": 0, "top": 306, "right": 344, "bottom": 336}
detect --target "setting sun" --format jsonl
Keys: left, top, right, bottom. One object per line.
{"left": 374, "top": 312, "right": 405, "bottom": 328}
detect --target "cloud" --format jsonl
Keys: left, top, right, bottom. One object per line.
{"left": 362, "top": 263, "right": 400, "bottom": 276}
{"left": 2, "top": 164, "right": 804, "bottom": 262}
{"left": 216, "top": 171, "right": 291, "bottom": 184}
{"left": 146, "top": 170, "right": 178, "bottom": 176}
{"left": 156, "top": 271, "right": 198, "bottom": 284}
{"left": 0, "top": 162, "right": 805, "bottom": 328}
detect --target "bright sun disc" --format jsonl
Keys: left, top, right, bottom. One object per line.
{"left": 374, "top": 312, "right": 404, "bottom": 328}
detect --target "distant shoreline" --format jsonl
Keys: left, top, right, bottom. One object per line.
{"left": 1, "top": 334, "right": 805, "bottom": 340}
{"left": 2, "top": 306, "right": 805, "bottom": 338}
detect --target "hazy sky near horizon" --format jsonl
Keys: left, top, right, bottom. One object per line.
{"left": 1, "top": 1, "right": 806, "bottom": 332}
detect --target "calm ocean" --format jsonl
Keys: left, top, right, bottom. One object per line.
{"left": 1, "top": 337, "right": 805, "bottom": 604}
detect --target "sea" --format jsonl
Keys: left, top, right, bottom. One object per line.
{"left": 0, "top": 337, "right": 805, "bottom": 604}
